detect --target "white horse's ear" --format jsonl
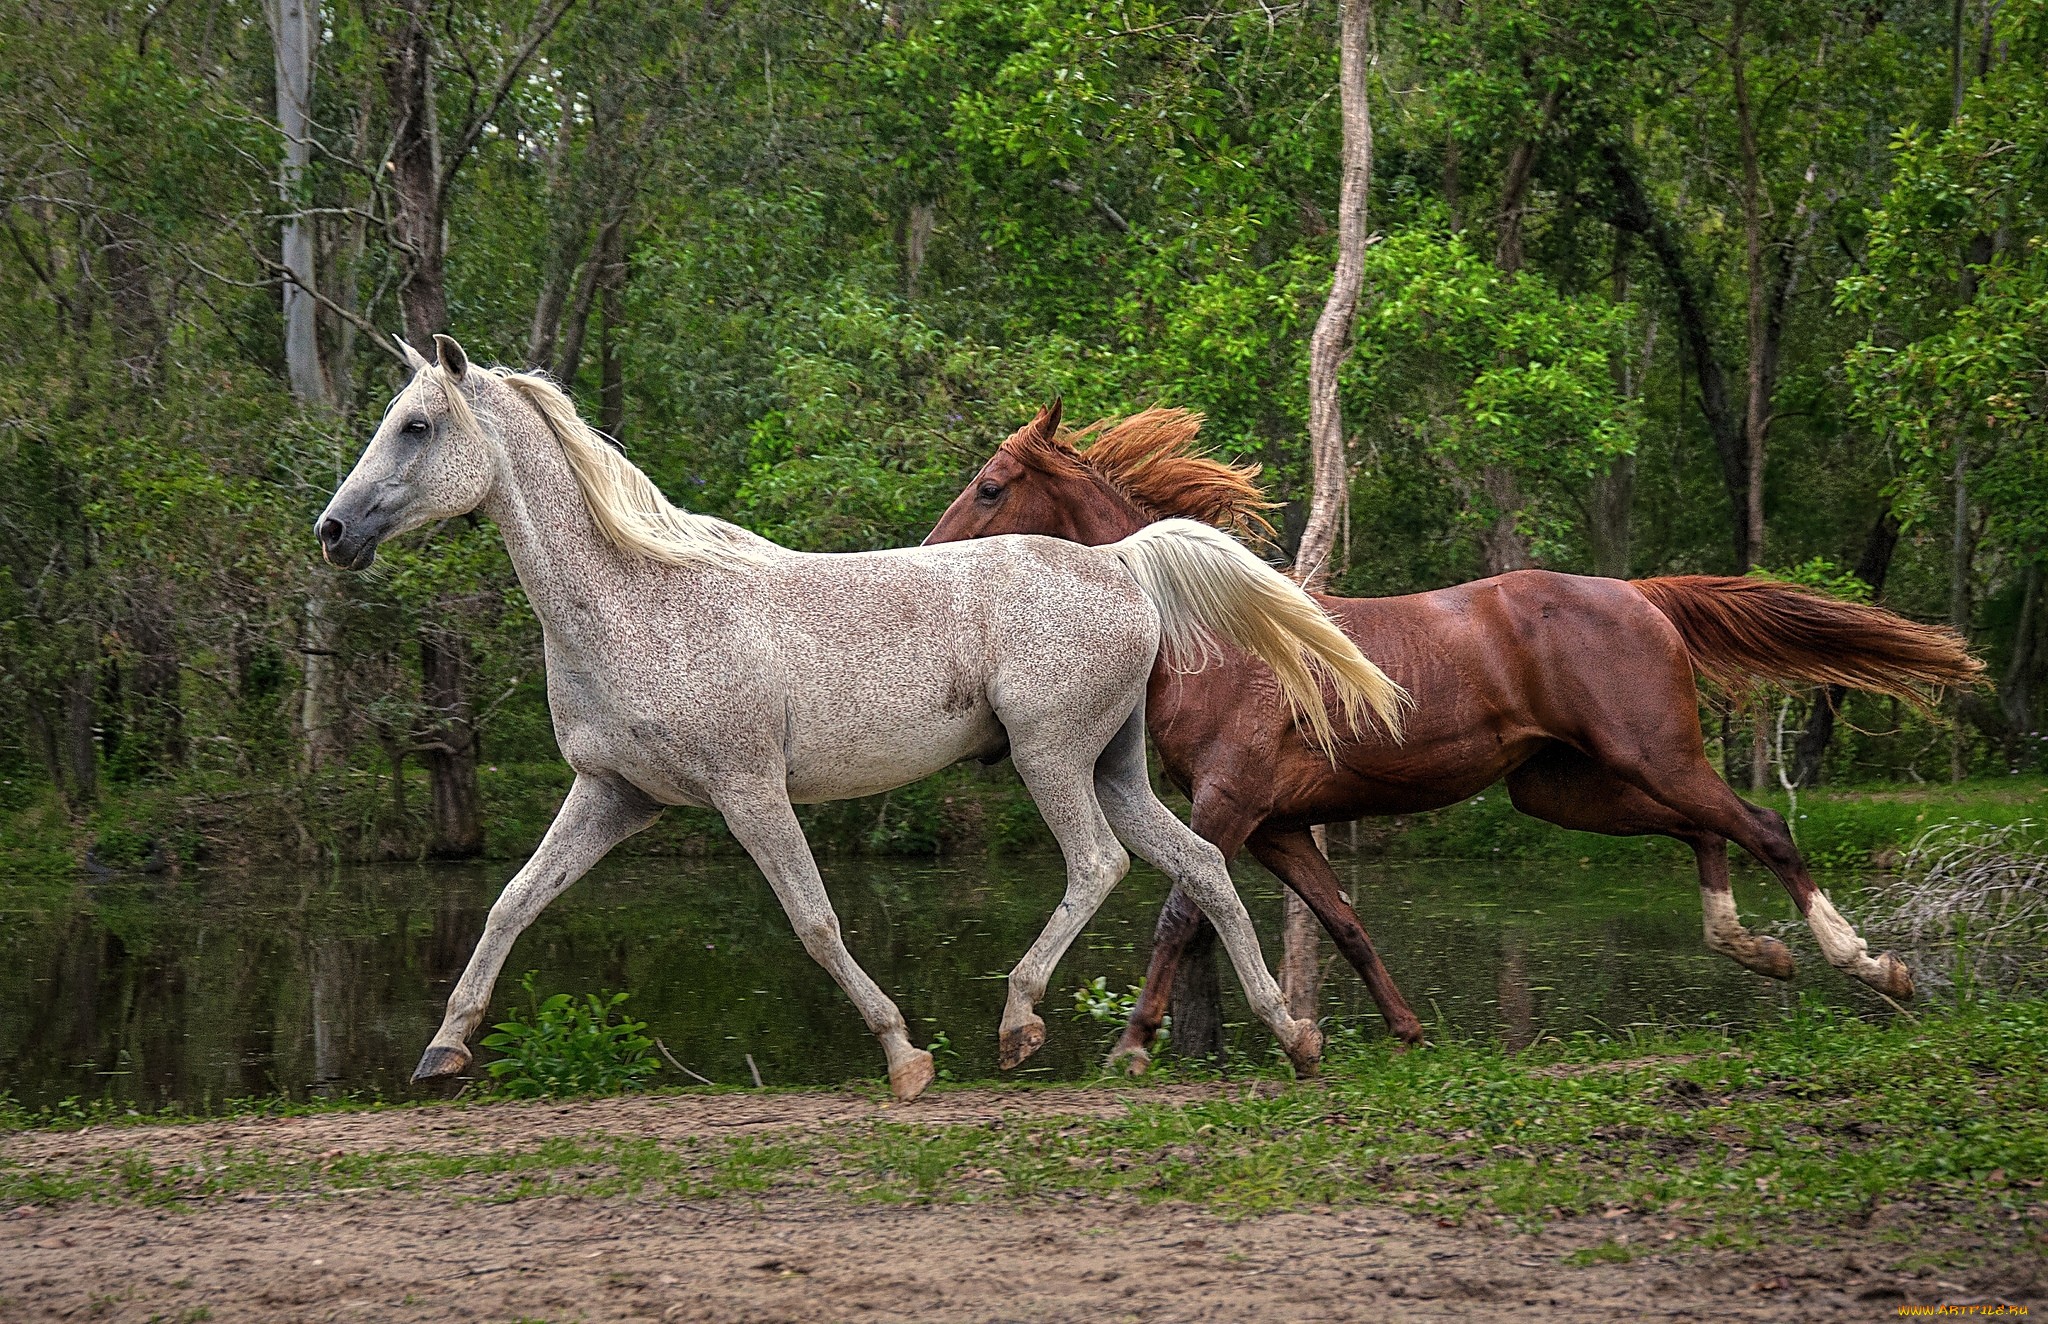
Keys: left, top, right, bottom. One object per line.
{"left": 398, "top": 335, "right": 431, "bottom": 373}
{"left": 434, "top": 334, "right": 469, "bottom": 381}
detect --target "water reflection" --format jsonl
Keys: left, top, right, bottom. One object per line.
{"left": 0, "top": 855, "right": 1896, "bottom": 1112}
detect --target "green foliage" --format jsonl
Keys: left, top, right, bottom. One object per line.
{"left": 1351, "top": 229, "right": 1639, "bottom": 558}
{"left": 481, "top": 972, "right": 660, "bottom": 1099}
{"left": 1070, "top": 976, "right": 1139, "bottom": 1025}
{"left": 1, "top": 0, "right": 2043, "bottom": 836}
{"left": 1840, "top": 0, "right": 2048, "bottom": 553}
{"left": 1748, "top": 557, "right": 1875, "bottom": 605}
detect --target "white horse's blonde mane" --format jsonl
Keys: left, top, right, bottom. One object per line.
{"left": 426, "top": 364, "right": 766, "bottom": 569}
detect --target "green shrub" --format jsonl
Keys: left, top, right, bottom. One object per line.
{"left": 480, "top": 971, "right": 661, "bottom": 1098}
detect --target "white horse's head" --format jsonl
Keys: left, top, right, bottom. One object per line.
{"left": 316, "top": 334, "right": 496, "bottom": 570}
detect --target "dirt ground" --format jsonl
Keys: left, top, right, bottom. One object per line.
{"left": 3, "top": 1084, "right": 2037, "bottom": 1323}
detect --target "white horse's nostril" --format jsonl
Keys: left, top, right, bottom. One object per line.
{"left": 317, "top": 516, "right": 344, "bottom": 546}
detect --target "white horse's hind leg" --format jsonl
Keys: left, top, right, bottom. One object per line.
{"left": 716, "top": 783, "right": 934, "bottom": 1102}
{"left": 1093, "top": 710, "right": 1323, "bottom": 1076}
{"left": 995, "top": 746, "right": 1131, "bottom": 1070}
{"left": 415, "top": 774, "right": 661, "bottom": 1081}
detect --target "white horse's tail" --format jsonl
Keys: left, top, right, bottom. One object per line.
{"left": 1108, "top": 518, "right": 1411, "bottom": 756}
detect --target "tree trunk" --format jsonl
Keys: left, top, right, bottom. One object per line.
{"left": 597, "top": 217, "right": 627, "bottom": 439}
{"left": 266, "top": 0, "right": 346, "bottom": 772}
{"left": 1998, "top": 562, "right": 2040, "bottom": 761}
{"left": 526, "top": 85, "right": 583, "bottom": 370}
{"left": 1279, "top": 826, "right": 1330, "bottom": 1022}
{"left": 126, "top": 585, "right": 185, "bottom": 774}
{"left": 418, "top": 628, "right": 483, "bottom": 858}
{"left": 900, "top": 199, "right": 936, "bottom": 299}
{"left": 95, "top": 215, "right": 165, "bottom": 390}
{"left": 1732, "top": 0, "right": 1767, "bottom": 577}
{"left": 1476, "top": 466, "right": 1534, "bottom": 575}
{"left": 1475, "top": 78, "right": 1560, "bottom": 577}
{"left": 1493, "top": 84, "right": 1561, "bottom": 276}
{"left": 1791, "top": 513, "right": 1899, "bottom": 785}
{"left": 1950, "top": 435, "right": 1974, "bottom": 784}
{"left": 1169, "top": 920, "right": 1224, "bottom": 1063}
{"left": 26, "top": 700, "right": 70, "bottom": 811}
{"left": 1298, "top": 0, "right": 1373, "bottom": 592}
{"left": 1602, "top": 148, "right": 1750, "bottom": 569}
{"left": 1589, "top": 456, "right": 1635, "bottom": 578}
{"left": 553, "top": 212, "right": 620, "bottom": 385}
{"left": 267, "top": 0, "right": 327, "bottom": 406}
{"left": 384, "top": 0, "right": 448, "bottom": 343}
{"left": 301, "top": 573, "right": 345, "bottom": 771}
{"left": 1274, "top": 0, "right": 1375, "bottom": 1031}
{"left": 64, "top": 668, "right": 97, "bottom": 807}
{"left": 1592, "top": 231, "right": 1657, "bottom": 578}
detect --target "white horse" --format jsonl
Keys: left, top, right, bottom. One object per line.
{"left": 317, "top": 335, "right": 1409, "bottom": 1100}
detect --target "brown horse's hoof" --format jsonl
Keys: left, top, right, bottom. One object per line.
{"left": 888, "top": 1050, "right": 936, "bottom": 1102}
{"left": 411, "top": 1043, "right": 472, "bottom": 1083}
{"left": 1870, "top": 951, "right": 1915, "bottom": 1002}
{"left": 998, "top": 1016, "right": 1046, "bottom": 1071}
{"left": 1746, "top": 936, "right": 1797, "bottom": 981}
{"left": 1105, "top": 1041, "right": 1151, "bottom": 1077}
{"left": 1283, "top": 1022, "right": 1324, "bottom": 1079}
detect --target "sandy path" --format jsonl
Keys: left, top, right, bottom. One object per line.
{"left": 0, "top": 1081, "right": 1279, "bottom": 1170}
{"left": 2, "top": 1087, "right": 2036, "bottom": 1322}
{"left": 4, "top": 1190, "right": 2028, "bottom": 1322}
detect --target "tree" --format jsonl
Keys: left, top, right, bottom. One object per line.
{"left": 362, "top": 0, "right": 575, "bottom": 856}
{"left": 1285, "top": 0, "right": 1377, "bottom": 1027}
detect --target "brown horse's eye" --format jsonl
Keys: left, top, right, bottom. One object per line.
{"left": 977, "top": 480, "right": 1003, "bottom": 501}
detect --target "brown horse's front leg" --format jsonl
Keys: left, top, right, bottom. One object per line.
{"left": 1248, "top": 826, "right": 1426, "bottom": 1046}
{"left": 1107, "top": 884, "right": 1207, "bottom": 1074}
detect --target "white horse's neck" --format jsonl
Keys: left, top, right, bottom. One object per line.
{"left": 478, "top": 396, "right": 646, "bottom": 655}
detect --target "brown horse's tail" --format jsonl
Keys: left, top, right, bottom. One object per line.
{"left": 1629, "top": 575, "right": 1984, "bottom": 708}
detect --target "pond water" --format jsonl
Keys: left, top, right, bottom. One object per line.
{"left": 0, "top": 851, "right": 1903, "bottom": 1112}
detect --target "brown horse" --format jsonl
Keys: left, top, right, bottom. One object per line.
{"left": 926, "top": 404, "right": 1983, "bottom": 1070}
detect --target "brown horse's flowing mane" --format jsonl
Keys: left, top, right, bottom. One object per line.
{"left": 1001, "top": 407, "right": 1277, "bottom": 537}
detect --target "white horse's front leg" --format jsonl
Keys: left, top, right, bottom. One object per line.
{"left": 414, "top": 774, "right": 661, "bottom": 1082}
{"left": 716, "top": 783, "right": 934, "bottom": 1102}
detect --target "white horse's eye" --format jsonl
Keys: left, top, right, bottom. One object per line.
{"left": 404, "top": 418, "right": 429, "bottom": 435}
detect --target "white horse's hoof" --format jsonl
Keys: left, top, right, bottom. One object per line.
{"left": 412, "top": 1043, "right": 472, "bottom": 1083}
{"left": 998, "top": 1015, "right": 1047, "bottom": 1070}
{"left": 888, "top": 1050, "right": 936, "bottom": 1102}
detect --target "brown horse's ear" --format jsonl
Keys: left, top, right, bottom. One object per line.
{"left": 1032, "top": 397, "right": 1063, "bottom": 441}
{"left": 433, "top": 333, "right": 470, "bottom": 382}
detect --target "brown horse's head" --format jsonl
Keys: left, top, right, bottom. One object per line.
{"left": 924, "top": 402, "right": 1274, "bottom": 548}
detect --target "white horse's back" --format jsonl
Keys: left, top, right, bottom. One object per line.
{"left": 764, "top": 536, "right": 1157, "bottom": 802}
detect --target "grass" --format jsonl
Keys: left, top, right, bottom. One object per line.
{"left": 7, "top": 996, "right": 2043, "bottom": 1246}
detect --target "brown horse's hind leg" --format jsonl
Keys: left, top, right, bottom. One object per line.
{"left": 1690, "top": 835, "right": 1797, "bottom": 980}
{"left": 1106, "top": 886, "right": 1202, "bottom": 1075}
{"left": 1504, "top": 747, "right": 1794, "bottom": 980}
{"left": 1571, "top": 728, "right": 1914, "bottom": 1001}
{"left": 1107, "top": 792, "right": 1261, "bottom": 1075}
{"left": 1247, "top": 826, "right": 1426, "bottom": 1046}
